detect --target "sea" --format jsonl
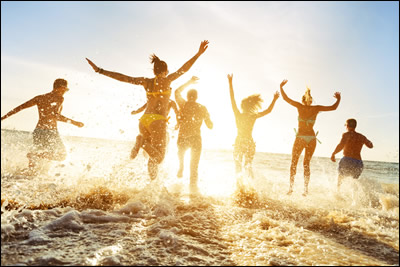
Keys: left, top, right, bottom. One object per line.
{"left": 1, "top": 129, "right": 399, "bottom": 266}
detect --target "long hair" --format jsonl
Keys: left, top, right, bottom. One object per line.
{"left": 302, "top": 86, "right": 313, "bottom": 105}
{"left": 150, "top": 54, "right": 168, "bottom": 76}
{"left": 241, "top": 94, "right": 263, "bottom": 113}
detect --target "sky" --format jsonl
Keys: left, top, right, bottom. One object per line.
{"left": 1, "top": 1, "right": 399, "bottom": 163}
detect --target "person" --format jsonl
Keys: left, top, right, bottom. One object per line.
{"left": 130, "top": 99, "right": 179, "bottom": 159}
{"left": 280, "top": 79, "right": 341, "bottom": 196}
{"left": 331, "top": 118, "right": 373, "bottom": 190}
{"left": 1, "top": 78, "right": 84, "bottom": 175}
{"left": 86, "top": 40, "right": 209, "bottom": 180}
{"left": 228, "top": 74, "right": 279, "bottom": 178}
{"left": 174, "top": 76, "right": 213, "bottom": 194}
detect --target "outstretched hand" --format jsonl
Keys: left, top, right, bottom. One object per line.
{"left": 86, "top": 58, "right": 99, "bottom": 72}
{"left": 330, "top": 154, "right": 336, "bottom": 162}
{"left": 75, "top": 121, "right": 84, "bottom": 128}
{"left": 190, "top": 76, "right": 199, "bottom": 84}
{"left": 273, "top": 91, "right": 280, "bottom": 100}
{"left": 280, "top": 79, "right": 288, "bottom": 89}
{"left": 333, "top": 92, "right": 341, "bottom": 100}
{"left": 227, "top": 73, "right": 233, "bottom": 82}
{"left": 198, "top": 40, "right": 209, "bottom": 55}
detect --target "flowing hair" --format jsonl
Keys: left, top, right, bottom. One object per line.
{"left": 241, "top": 94, "right": 263, "bottom": 113}
{"left": 302, "top": 86, "right": 313, "bottom": 105}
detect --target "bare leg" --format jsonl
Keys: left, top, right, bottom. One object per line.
{"left": 288, "top": 138, "right": 304, "bottom": 195}
{"left": 302, "top": 139, "right": 316, "bottom": 197}
{"left": 177, "top": 144, "right": 187, "bottom": 178}
{"left": 190, "top": 144, "right": 201, "bottom": 189}
{"left": 244, "top": 151, "right": 255, "bottom": 178}
{"left": 233, "top": 149, "right": 243, "bottom": 173}
{"left": 139, "top": 122, "right": 167, "bottom": 163}
{"left": 148, "top": 158, "right": 158, "bottom": 180}
{"left": 139, "top": 121, "right": 167, "bottom": 180}
{"left": 130, "top": 134, "right": 144, "bottom": 160}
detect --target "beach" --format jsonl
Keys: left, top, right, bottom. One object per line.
{"left": 1, "top": 129, "right": 399, "bottom": 266}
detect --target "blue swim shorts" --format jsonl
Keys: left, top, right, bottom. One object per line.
{"left": 338, "top": 156, "right": 364, "bottom": 179}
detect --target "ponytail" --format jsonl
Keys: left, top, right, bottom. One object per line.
{"left": 150, "top": 54, "right": 168, "bottom": 76}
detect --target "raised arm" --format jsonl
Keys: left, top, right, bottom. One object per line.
{"left": 1, "top": 97, "right": 38, "bottom": 120}
{"left": 256, "top": 91, "right": 280, "bottom": 118}
{"left": 167, "top": 40, "right": 209, "bottom": 81}
{"left": 169, "top": 100, "right": 181, "bottom": 130}
{"left": 174, "top": 76, "right": 199, "bottom": 108}
{"left": 131, "top": 103, "right": 147, "bottom": 115}
{"left": 280, "top": 79, "right": 302, "bottom": 108}
{"left": 227, "top": 74, "right": 240, "bottom": 116}
{"left": 86, "top": 58, "right": 147, "bottom": 86}
{"left": 314, "top": 92, "right": 341, "bottom": 112}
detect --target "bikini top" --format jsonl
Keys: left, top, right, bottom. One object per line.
{"left": 146, "top": 90, "right": 171, "bottom": 97}
{"left": 298, "top": 116, "right": 316, "bottom": 126}
{"left": 146, "top": 77, "right": 171, "bottom": 97}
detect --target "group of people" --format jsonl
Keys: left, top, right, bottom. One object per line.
{"left": 1, "top": 40, "right": 373, "bottom": 196}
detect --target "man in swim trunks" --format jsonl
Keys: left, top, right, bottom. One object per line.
{"left": 1, "top": 78, "right": 84, "bottom": 174}
{"left": 174, "top": 76, "right": 213, "bottom": 194}
{"left": 331, "top": 118, "right": 373, "bottom": 190}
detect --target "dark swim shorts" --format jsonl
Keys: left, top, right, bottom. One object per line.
{"left": 338, "top": 156, "right": 364, "bottom": 179}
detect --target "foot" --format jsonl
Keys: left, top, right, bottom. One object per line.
{"left": 130, "top": 135, "right": 144, "bottom": 160}
{"left": 303, "top": 187, "right": 308, "bottom": 197}
{"left": 287, "top": 188, "right": 293, "bottom": 195}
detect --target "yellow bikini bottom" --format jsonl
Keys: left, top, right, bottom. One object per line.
{"left": 139, "top": 114, "right": 168, "bottom": 129}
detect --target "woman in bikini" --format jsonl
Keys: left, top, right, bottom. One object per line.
{"left": 280, "top": 79, "right": 341, "bottom": 196}
{"left": 86, "top": 40, "right": 209, "bottom": 179}
{"left": 228, "top": 74, "right": 280, "bottom": 178}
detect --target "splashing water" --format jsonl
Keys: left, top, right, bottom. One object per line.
{"left": 1, "top": 129, "right": 399, "bottom": 265}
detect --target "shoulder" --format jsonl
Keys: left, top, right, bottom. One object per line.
{"left": 356, "top": 132, "right": 367, "bottom": 140}
{"left": 199, "top": 103, "right": 209, "bottom": 112}
{"left": 342, "top": 132, "right": 351, "bottom": 140}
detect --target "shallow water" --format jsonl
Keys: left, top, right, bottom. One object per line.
{"left": 1, "top": 129, "right": 399, "bottom": 266}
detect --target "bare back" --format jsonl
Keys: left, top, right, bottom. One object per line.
{"left": 35, "top": 93, "right": 64, "bottom": 130}
{"left": 341, "top": 131, "right": 372, "bottom": 160}
{"left": 179, "top": 102, "right": 211, "bottom": 138}
{"left": 235, "top": 112, "right": 257, "bottom": 140}
{"left": 143, "top": 77, "right": 172, "bottom": 117}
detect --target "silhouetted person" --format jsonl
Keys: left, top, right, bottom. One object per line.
{"left": 1, "top": 78, "right": 84, "bottom": 175}
{"left": 175, "top": 76, "right": 213, "bottom": 194}
{"left": 228, "top": 74, "right": 279, "bottom": 178}
{"left": 331, "top": 118, "right": 373, "bottom": 190}
{"left": 280, "top": 79, "right": 340, "bottom": 196}
{"left": 86, "top": 40, "right": 209, "bottom": 180}
{"left": 130, "top": 99, "right": 179, "bottom": 158}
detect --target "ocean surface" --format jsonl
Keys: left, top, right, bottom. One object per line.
{"left": 1, "top": 129, "right": 399, "bottom": 266}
